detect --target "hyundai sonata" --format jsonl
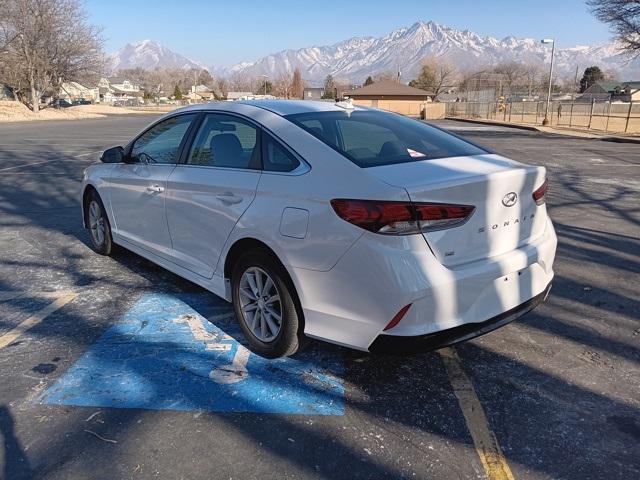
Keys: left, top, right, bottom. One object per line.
{"left": 82, "top": 100, "right": 556, "bottom": 358}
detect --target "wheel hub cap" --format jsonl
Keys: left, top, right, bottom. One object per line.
{"left": 238, "top": 267, "right": 282, "bottom": 343}
{"left": 88, "top": 200, "right": 105, "bottom": 246}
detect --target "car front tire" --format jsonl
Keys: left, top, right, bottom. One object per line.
{"left": 231, "top": 251, "right": 302, "bottom": 358}
{"left": 85, "top": 190, "right": 114, "bottom": 256}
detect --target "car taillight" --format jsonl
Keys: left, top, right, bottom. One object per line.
{"left": 330, "top": 199, "right": 475, "bottom": 235}
{"left": 532, "top": 179, "right": 548, "bottom": 206}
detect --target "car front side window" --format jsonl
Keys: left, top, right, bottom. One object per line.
{"left": 131, "top": 114, "right": 197, "bottom": 164}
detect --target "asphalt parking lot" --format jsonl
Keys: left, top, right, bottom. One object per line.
{"left": 0, "top": 115, "right": 638, "bottom": 480}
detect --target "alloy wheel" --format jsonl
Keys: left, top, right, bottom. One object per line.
{"left": 88, "top": 200, "right": 106, "bottom": 246}
{"left": 238, "top": 267, "right": 282, "bottom": 342}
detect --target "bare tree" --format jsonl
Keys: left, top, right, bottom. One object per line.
{"left": 373, "top": 71, "right": 398, "bottom": 82}
{"left": 588, "top": 0, "right": 640, "bottom": 56}
{"left": 228, "top": 72, "right": 253, "bottom": 93}
{"left": 491, "top": 62, "right": 528, "bottom": 89}
{"left": 409, "top": 57, "right": 458, "bottom": 99}
{"left": 0, "top": 0, "right": 103, "bottom": 112}
{"left": 274, "top": 72, "right": 293, "bottom": 99}
{"left": 523, "top": 63, "right": 543, "bottom": 96}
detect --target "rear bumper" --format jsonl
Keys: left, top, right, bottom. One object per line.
{"left": 369, "top": 282, "right": 552, "bottom": 353}
{"left": 291, "top": 216, "right": 557, "bottom": 352}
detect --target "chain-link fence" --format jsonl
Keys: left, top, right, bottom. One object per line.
{"left": 445, "top": 101, "right": 640, "bottom": 135}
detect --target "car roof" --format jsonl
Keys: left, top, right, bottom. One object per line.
{"left": 168, "top": 99, "right": 366, "bottom": 117}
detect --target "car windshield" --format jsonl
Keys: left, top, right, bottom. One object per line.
{"left": 285, "top": 110, "right": 488, "bottom": 168}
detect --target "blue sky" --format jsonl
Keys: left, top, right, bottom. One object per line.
{"left": 85, "top": 0, "right": 611, "bottom": 66}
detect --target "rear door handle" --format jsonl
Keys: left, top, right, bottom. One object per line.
{"left": 146, "top": 185, "right": 164, "bottom": 193}
{"left": 216, "top": 192, "right": 243, "bottom": 205}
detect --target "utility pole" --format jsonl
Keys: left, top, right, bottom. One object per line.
{"left": 572, "top": 65, "right": 579, "bottom": 100}
{"left": 541, "top": 38, "right": 555, "bottom": 126}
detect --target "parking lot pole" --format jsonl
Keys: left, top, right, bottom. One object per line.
{"left": 588, "top": 99, "right": 595, "bottom": 129}
{"left": 625, "top": 101, "right": 633, "bottom": 133}
{"left": 569, "top": 101, "right": 574, "bottom": 127}
{"left": 605, "top": 102, "right": 611, "bottom": 132}
{"left": 541, "top": 38, "right": 555, "bottom": 125}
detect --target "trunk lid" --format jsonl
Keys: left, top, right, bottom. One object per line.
{"left": 368, "top": 154, "right": 548, "bottom": 267}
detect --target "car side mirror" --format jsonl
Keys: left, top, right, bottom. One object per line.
{"left": 101, "top": 146, "right": 125, "bottom": 163}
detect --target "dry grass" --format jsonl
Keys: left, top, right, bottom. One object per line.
{"left": 0, "top": 101, "right": 157, "bottom": 123}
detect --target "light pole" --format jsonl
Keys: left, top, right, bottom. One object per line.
{"left": 260, "top": 74, "right": 269, "bottom": 96}
{"left": 541, "top": 38, "right": 555, "bottom": 126}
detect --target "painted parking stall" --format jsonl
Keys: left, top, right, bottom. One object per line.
{"left": 42, "top": 293, "right": 344, "bottom": 415}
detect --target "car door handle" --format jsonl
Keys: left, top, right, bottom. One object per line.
{"left": 216, "top": 192, "right": 243, "bottom": 205}
{"left": 146, "top": 185, "right": 164, "bottom": 193}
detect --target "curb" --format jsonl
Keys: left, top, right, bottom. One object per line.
{"left": 444, "top": 117, "right": 540, "bottom": 132}
{"left": 600, "top": 136, "right": 640, "bottom": 145}
{"left": 444, "top": 117, "right": 640, "bottom": 144}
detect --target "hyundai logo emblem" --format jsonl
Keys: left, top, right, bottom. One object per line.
{"left": 502, "top": 192, "right": 518, "bottom": 207}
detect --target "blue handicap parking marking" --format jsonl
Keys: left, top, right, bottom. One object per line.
{"left": 42, "top": 293, "right": 344, "bottom": 415}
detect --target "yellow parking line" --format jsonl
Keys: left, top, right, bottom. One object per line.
{"left": 439, "top": 347, "right": 515, "bottom": 480}
{"left": 0, "top": 292, "right": 77, "bottom": 349}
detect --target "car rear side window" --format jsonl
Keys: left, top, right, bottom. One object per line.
{"left": 262, "top": 132, "right": 300, "bottom": 173}
{"left": 131, "top": 114, "right": 196, "bottom": 164}
{"left": 286, "top": 110, "right": 487, "bottom": 168}
{"left": 187, "top": 114, "right": 260, "bottom": 169}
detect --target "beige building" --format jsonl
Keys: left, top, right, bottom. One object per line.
{"left": 344, "top": 80, "right": 444, "bottom": 118}
{"left": 59, "top": 82, "right": 99, "bottom": 103}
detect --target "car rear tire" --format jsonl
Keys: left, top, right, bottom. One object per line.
{"left": 86, "top": 190, "right": 113, "bottom": 256}
{"left": 231, "top": 251, "right": 302, "bottom": 358}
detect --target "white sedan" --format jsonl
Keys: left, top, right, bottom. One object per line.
{"left": 82, "top": 100, "right": 556, "bottom": 358}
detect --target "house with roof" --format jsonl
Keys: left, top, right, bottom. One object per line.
{"left": 0, "top": 83, "right": 14, "bottom": 100}
{"left": 59, "top": 82, "right": 99, "bottom": 103}
{"left": 303, "top": 87, "right": 326, "bottom": 100}
{"left": 344, "top": 80, "right": 440, "bottom": 118}
{"left": 345, "top": 80, "right": 434, "bottom": 101}
{"left": 581, "top": 81, "right": 640, "bottom": 102}
{"left": 98, "top": 77, "right": 144, "bottom": 105}
{"left": 185, "top": 85, "right": 215, "bottom": 103}
{"left": 226, "top": 91, "right": 255, "bottom": 101}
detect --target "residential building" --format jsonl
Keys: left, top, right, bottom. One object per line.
{"left": 0, "top": 84, "right": 14, "bottom": 100}
{"left": 98, "top": 77, "right": 143, "bottom": 105}
{"left": 59, "top": 82, "right": 99, "bottom": 103}
{"left": 303, "top": 87, "right": 325, "bottom": 100}
{"left": 186, "top": 85, "right": 215, "bottom": 103}
{"left": 581, "top": 81, "right": 640, "bottom": 102}
{"left": 344, "top": 80, "right": 437, "bottom": 117}
{"left": 226, "top": 91, "right": 255, "bottom": 101}
{"left": 345, "top": 80, "right": 434, "bottom": 101}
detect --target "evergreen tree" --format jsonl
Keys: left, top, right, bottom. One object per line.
{"left": 173, "top": 85, "right": 183, "bottom": 100}
{"left": 323, "top": 74, "right": 335, "bottom": 99}
{"left": 579, "top": 66, "right": 605, "bottom": 92}
{"left": 364, "top": 76, "right": 374, "bottom": 86}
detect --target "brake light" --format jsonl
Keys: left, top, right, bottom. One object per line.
{"left": 532, "top": 179, "right": 548, "bottom": 206}
{"left": 330, "top": 199, "right": 475, "bottom": 235}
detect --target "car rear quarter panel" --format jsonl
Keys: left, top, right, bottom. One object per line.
{"left": 216, "top": 106, "right": 412, "bottom": 274}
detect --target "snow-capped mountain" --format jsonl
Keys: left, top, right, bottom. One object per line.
{"left": 216, "top": 21, "right": 639, "bottom": 83}
{"left": 108, "top": 40, "right": 206, "bottom": 71}
{"left": 109, "top": 22, "right": 639, "bottom": 82}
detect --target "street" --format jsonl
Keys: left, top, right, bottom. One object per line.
{"left": 0, "top": 115, "right": 638, "bottom": 480}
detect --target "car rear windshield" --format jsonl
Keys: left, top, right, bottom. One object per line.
{"left": 285, "top": 110, "right": 488, "bottom": 168}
